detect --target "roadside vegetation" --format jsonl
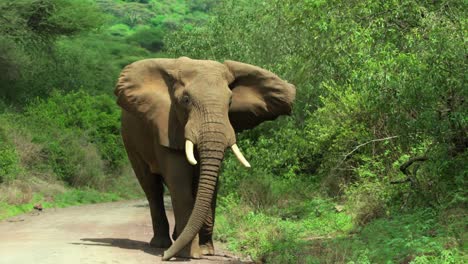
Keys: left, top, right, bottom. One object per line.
{"left": 0, "top": 0, "right": 213, "bottom": 218}
{"left": 0, "top": 0, "right": 466, "bottom": 263}
{"left": 165, "top": 1, "right": 466, "bottom": 263}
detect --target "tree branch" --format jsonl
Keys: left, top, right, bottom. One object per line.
{"left": 342, "top": 136, "right": 399, "bottom": 162}
{"left": 390, "top": 178, "right": 412, "bottom": 184}
{"left": 390, "top": 156, "right": 428, "bottom": 184}
{"left": 399, "top": 156, "right": 428, "bottom": 175}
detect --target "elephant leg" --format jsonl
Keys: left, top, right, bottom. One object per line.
{"left": 127, "top": 152, "right": 171, "bottom": 248}
{"left": 163, "top": 150, "right": 201, "bottom": 259}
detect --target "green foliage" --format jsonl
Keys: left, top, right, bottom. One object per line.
{"left": 0, "top": 189, "right": 137, "bottom": 221}
{"left": 0, "top": 0, "right": 210, "bottom": 222}
{"left": 166, "top": 0, "right": 466, "bottom": 262}
{"left": 48, "top": 188, "right": 121, "bottom": 207}
{"left": 217, "top": 195, "right": 465, "bottom": 263}
{"left": 323, "top": 209, "right": 465, "bottom": 263}
{"left": 0, "top": 0, "right": 105, "bottom": 41}
{"left": 0, "top": 90, "right": 127, "bottom": 191}
{"left": 97, "top": 0, "right": 214, "bottom": 53}
{"left": 0, "top": 0, "right": 465, "bottom": 262}
{"left": 167, "top": 0, "right": 466, "bottom": 212}
{"left": 0, "top": 123, "right": 22, "bottom": 183}
{"left": 27, "top": 91, "right": 124, "bottom": 166}
{"left": 216, "top": 195, "right": 353, "bottom": 263}
{"left": 0, "top": 91, "right": 143, "bottom": 220}
{"left": 0, "top": 0, "right": 108, "bottom": 102}
{"left": 0, "top": 0, "right": 214, "bottom": 103}
{"left": 126, "top": 25, "right": 165, "bottom": 52}
{"left": 0, "top": 194, "right": 43, "bottom": 220}
{"left": 107, "top": 23, "right": 132, "bottom": 37}
{"left": 0, "top": 147, "right": 21, "bottom": 183}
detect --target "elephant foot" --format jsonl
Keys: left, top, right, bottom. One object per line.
{"left": 150, "top": 235, "right": 172, "bottom": 248}
{"left": 200, "top": 241, "right": 215, "bottom": 256}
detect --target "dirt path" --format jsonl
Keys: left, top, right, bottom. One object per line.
{"left": 0, "top": 198, "right": 244, "bottom": 264}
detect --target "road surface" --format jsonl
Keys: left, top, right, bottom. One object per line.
{"left": 0, "top": 199, "right": 244, "bottom": 264}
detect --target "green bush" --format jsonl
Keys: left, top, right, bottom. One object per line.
{"left": 325, "top": 208, "right": 465, "bottom": 263}
{"left": 0, "top": 88, "right": 143, "bottom": 219}
{"left": 166, "top": 0, "right": 466, "bottom": 262}
{"left": 167, "top": 0, "right": 466, "bottom": 211}
{"left": 24, "top": 90, "right": 126, "bottom": 171}
{"left": 0, "top": 125, "right": 22, "bottom": 183}
{"left": 0, "top": 0, "right": 107, "bottom": 103}
{"left": 0, "top": 91, "right": 127, "bottom": 189}
{"left": 216, "top": 195, "right": 353, "bottom": 263}
{"left": 42, "top": 133, "right": 106, "bottom": 188}
{"left": 126, "top": 25, "right": 165, "bottom": 51}
{"left": 108, "top": 23, "right": 132, "bottom": 37}
{"left": 0, "top": 147, "right": 21, "bottom": 183}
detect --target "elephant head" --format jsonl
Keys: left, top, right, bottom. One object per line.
{"left": 114, "top": 57, "right": 295, "bottom": 260}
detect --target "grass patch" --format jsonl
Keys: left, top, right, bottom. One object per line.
{"left": 216, "top": 196, "right": 466, "bottom": 264}
{"left": 0, "top": 187, "right": 142, "bottom": 221}
{"left": 318, "top": 208, "right": 467, "bottom": 264}
{"left": 0, "top": 91, "right": 144, "bottom": 221}
{"left": 215, "top": 195, "right": 353, "bottom": 263}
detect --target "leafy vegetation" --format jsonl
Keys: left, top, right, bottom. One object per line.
{"left": 0, "top": 0, "right": 214, "bottom": 217}
{"left": 166, "top": 0, "right": 467, "bottom": 262}
{"left": 0, "top": 91, "right": 142, "bottom": 219}
{"left": 0, "top": 0, "right": 466, "bottom": 263}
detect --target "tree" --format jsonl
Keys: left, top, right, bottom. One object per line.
{"left": 0, "top": 0, "right": 106, "bottom": 103}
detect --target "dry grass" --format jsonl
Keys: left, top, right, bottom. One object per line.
{"left": 0, "top": 180, "right": 33, "bottom": 205}
{"left": 70, "top": 143, "right": 106, "bottom": 189}
{"left": 238, "top": 177, "right": 275, "bottom": 211}
{"left": 0, "top": 122, "right": 63, "bottom": 203}
{"left": 0, "top": 178, "right": 66, "bottom": 205}
{"left": 9, "top": 130, "right": 44, "bottom": 170}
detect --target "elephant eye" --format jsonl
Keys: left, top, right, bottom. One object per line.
{"left": 181, "top": 94, "right": 190, "bottom": 106}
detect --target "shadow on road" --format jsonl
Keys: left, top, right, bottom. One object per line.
{"left": 71, "top": 238, "right": 189, "bottom": 262}
{"left": 133, "top": 204, "right": 150, "bottom": 208}
{"left": 72, "top": 238, "right": 245, "bottom": 263}
{"left": 72, "top": 238, "right": 161, "bottom": 255}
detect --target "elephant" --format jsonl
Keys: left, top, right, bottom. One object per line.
{"left": 114, "top": 57, "right": 295, "bottom": 260}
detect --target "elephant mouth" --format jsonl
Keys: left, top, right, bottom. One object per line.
{"left": 184, "top": 139, "right": 251, "bottom": 168}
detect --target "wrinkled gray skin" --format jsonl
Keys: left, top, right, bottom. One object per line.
{"left": 115, "top": 57, "right": 295, "bottom": 260}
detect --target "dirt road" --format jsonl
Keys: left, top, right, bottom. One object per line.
{"left": 0, "top": 199, "right": 243, "bottom": 264}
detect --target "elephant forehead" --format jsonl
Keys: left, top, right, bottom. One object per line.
{"left": 177, "top": 58, "right": 229, "bottom": 78}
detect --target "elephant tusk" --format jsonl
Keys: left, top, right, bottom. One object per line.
{"left": 185, "top": 140, "right": 197, "bottom": 165}
{"left": 231, "top": 144, "right": 251, "bottom": 168}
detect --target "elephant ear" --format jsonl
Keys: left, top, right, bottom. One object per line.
{"left": 114, "top": 59, "right": 185, "bottom": 149}
{"left": 224, "top": 60, "right": 296, "bottom": 132}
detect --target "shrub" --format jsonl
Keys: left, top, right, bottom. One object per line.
{"left": 0, "top": 125, "right": 22, "bottom": 183}
{"left": 108, "top": 23, "right": 132, "bottom": 37}
{"left": 24, "top": 90, "right": 126, "bottom": 171}
{"left": 42, "top": 133, "right": 106, "bottom": 188}
{"left": 345, "top": 181, "right": 389, "bottom": 226}
{"left": 0, "top": 147, "right": 21, "bottom": 184}
{"left": 0, "top": 90, "right": 128, "bottom": 190}
{"left": 126, "top": 25, "right": 165, "bottom": 52}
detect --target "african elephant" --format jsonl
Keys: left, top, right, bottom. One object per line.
{"left": 114, "top": 57, "right": 295, "bottom": 260}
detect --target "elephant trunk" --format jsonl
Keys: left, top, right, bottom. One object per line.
{"left": 162, "top": 129, "right": 225, "bottom": 260}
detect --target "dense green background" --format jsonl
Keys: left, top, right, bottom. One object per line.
{"left": 0, "top": 0, "right": 466, "bottom": 263}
